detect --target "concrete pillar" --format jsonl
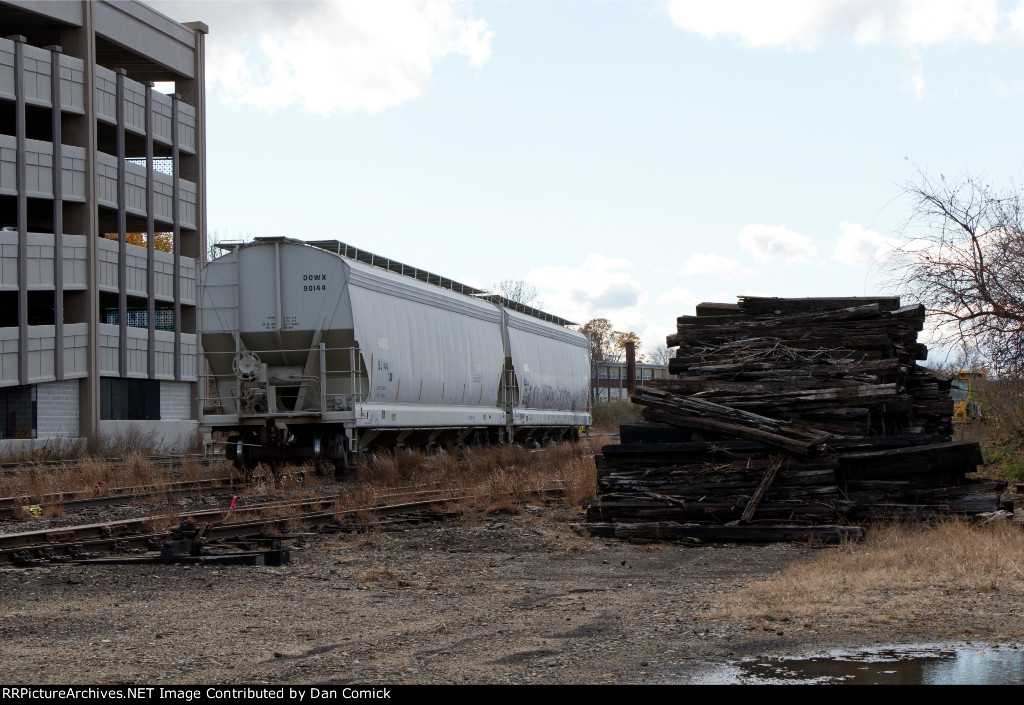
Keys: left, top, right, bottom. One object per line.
{"left": 8, "top": 35, "right": 28, "bottom": 386}
{"left": 47, "top": 44, "right": 66, "bottom": 381}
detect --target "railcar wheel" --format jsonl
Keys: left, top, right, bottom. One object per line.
{"left": 228, "top": 431, "right": 260, "bottom": 477}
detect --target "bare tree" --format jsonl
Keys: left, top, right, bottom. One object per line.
{"left": 892, "top": 171, "right": 1024, "bottom": 373}
{"left": 646, "top": 343, "right": 673, "bottom": 366}
{"left": 494, "top": 279, "right": 542, "bottom": 308}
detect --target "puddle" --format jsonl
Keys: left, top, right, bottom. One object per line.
{"left": 693, "top": 644, "right": 1024, "bottom": 684}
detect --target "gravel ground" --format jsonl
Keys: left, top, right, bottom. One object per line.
{"left": 3, "top": 505, "right": 1022, "bottom": 685}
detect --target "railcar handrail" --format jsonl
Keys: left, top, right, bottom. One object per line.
{"left": 199, "top": 345, "right": 368, "bottom": 417}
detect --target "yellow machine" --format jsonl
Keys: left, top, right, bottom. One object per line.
{"left": 950, "top": 371, "right": 984, "bottom": 422}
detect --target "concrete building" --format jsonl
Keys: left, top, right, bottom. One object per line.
{"left": 0, "top": 0, "right": 206, "bottom": 451}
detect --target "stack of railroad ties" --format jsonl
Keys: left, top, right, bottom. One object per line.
{"left": 584, "top": 296, "right": 1010, "bottom": 543}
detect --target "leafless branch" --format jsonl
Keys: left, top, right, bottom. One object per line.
{"left": 889, "top": 171, "right": 1024, "bottom": 373}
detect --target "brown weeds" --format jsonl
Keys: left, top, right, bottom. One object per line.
{"left": 181, "top": 458, "right": 204, "bottom": 483}
{"left": 144, "top": 507, "right": 182, "bottom": 534}
{"left": 348, "top": 441, "right": 596, "bottom": 514}
{"left": 2, "top": 439, "right": 595, "bottom": 538}
{"left": 328, "top": 441, "right": 595, "bottom": 528}
{"left": 1, "top": 453, "right": 232, "bottom": 505}
{"left": 359, "top": 566, "right": 398, "bottom": 582}
{"left": 41, "top": 503, "right": 66, "bottom": 518}
{"left": 707, "top": 518, "right": 1024, "bottom": 629}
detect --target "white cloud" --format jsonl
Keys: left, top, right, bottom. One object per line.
{"left": 906, "top": 47, "right": 926, "bottom": 100}
{"left": 526, "top": 254, "right": 647, "bottom": 325}
{"left": 666, "top": 0, "right": 1002, "bottom": 49}
{"left": 832, "top": 222, "right": 897, "bottom": 266}
{"left": 990, "top": 75, "right": 1024, "bottom": 98}
{"left": 456, "top": 274, "right": 485, "bottom": 290}
{"left": 1012, "top": 1, "right": 1024, "bottom": 35}
{"left": 151, "top": 0, "right": 493, "bottom": 115}
{"left": 640, "top": 318, "right": 676, "bottom": 353}
{"left": 665, "top": 0, "right": 1005, "bottom": 98}
{"left": 679, "top": 253, "right": 757, "bottom": 280}
{"left": 667, "top": 0, "right": 838, "bottom": 50}
{"left": 657, "top": 286, "right": 700, "bottom": 309}
{"left": 738, "top": 224, "right": 817, "bottom": 263}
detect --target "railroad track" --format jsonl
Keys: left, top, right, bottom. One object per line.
{"left": 0, "top": 453, "right": 219, "bottom": 473}
{"left": 0, "top": 476, "right": 240, "bottom": 520}
{"left": 0, "top": 473, "right": 492, "bottom": 521}
{"left": 0, "top": 484, "right": 565, "bottom": 566}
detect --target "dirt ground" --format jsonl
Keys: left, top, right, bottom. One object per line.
{"left": 3, "top": 506, "right": 1022, "bottom": 685}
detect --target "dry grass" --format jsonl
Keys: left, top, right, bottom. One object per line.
{"left": 360, "top": 566, "right": 399, "bottom": 582}
{"left": 344, "top": 440, "right": 596, "bottom": 517}
{"left": 2, "top": 439, "right": 595, "bottom": 538}
{"left": 590, "top": 399, "right": 644, "bottom": 434}
{"left": 707, "top": 519, "right": 1024, "bottom": 630}
{"left": 40, "top": 503, "right": 66, "bottom": 518}
{"left": 0, "top": 455, "right": 234, "bottom": 508}
{"left": 181, "top": 458, "right": 204, "bottom": 483}
{"left": 144, "top": 506, "right": 182, "bottom": 533}
{"left": 85, "top": 426, "right": 166, "bottom": 457}
{"left": 283, "top": 514, "right": 309, "bottom": 533}
{"left": 0, "top": 437, "right": 86, "bottom": 464}
{"left": 323, "top": 441, "right": 596, "bottom": 535}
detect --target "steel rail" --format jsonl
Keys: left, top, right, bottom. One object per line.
{"left": 0, "top": 454, "right": 222, "bottom": 472}
{"left": 0, "top": 476, "right": 240, "bottom": 519}
{"left": 0, "top": 485, "right": 565, "bottom": 565}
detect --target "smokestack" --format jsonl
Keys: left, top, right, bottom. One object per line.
{"left": 626, "top": 341, "right": 636, "bottom": 395}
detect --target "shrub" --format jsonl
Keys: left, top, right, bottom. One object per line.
{"left": 589, "top": 399, "right": 643, "bottom": 433}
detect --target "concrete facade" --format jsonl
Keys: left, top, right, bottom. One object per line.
{"left": 159, "top": 380, "right": 191, "bottom": 420}
{"left": 36, "top": 378, "right": 79, "bottom": 437}
{"left": 0, "top": 0, "right": 206, "bottom": 450}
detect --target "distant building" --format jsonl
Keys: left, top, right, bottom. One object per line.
{"left": 592, "top": 361, "right": 671, "bottom": 402}
{"left": 0, "top": 0, "right": 207, "bottom": 450}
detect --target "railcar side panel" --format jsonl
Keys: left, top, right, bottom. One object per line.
{"left": 506, "top": 310, "right": 590, "bottom": 413}
{"left": 346, "top": 262, "right": 505, "bottom": 410}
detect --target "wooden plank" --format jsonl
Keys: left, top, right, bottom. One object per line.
{"left": 737, "top": 296, "right": 901, "bottom": 315}
{"left": 596, "top": 469, "right": 841, "bottom": 494}
{"left": 587, "top": 501, "right": 845, "bottom": 524}
{"left": 837, "top": 441, "right": 984, "bottom": 481}
{"left": 618, "top": 423, "right": 693, "bottom": 444}
{"left": 740, "top": 455, "right": 784, "bottom": 522}
{"left": 601, "top": 439, "right": 771, "bottom": 457}
{"left": 694, "top": 301, "right": 742, "bottom": 317}
{"left": 642, "top": 407, "right": 828, "bottom": 455}
{"left": 633, "top": 387, "right": 803, "bottom": 433}
{"left": 667, "top": 323, "right": 918, "bottom": 348}
{"left": 597, "top": 521, "right": 865, "bottom": 543}
{"left": 677, "top": 303, "right": 885, "bottom": 329}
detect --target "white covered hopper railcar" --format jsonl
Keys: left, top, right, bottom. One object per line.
{"left": 199, "top": 237, "right": 591, "bottom": 468}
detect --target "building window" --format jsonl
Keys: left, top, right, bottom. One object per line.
{"left": 103, "top": 307, "right": 175, "bottom": 331}
{"left": 0, "top": 385, "right": 36, "bottom": 439}
{"left": 101, "top": 378, "right": 160, "bottom": 420}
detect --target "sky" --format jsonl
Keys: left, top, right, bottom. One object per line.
{"left": 149, "top": 0, "right": 1024, "bottom": 356}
